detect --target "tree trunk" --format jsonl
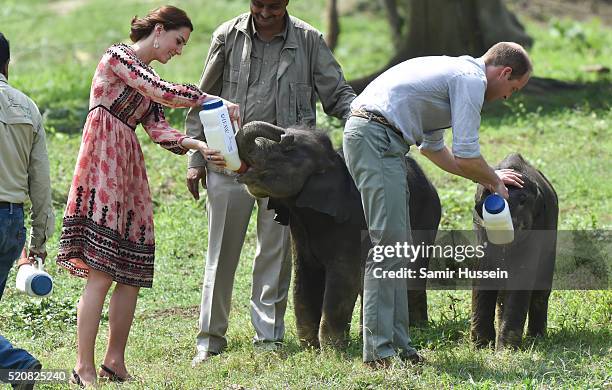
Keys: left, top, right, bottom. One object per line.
{"left": 383, "top": 0, "right": 404, "bottom": 46}
{"left": 325, "top": 0, "right": 340, "bottom": 52}
{"left": 350, "top": 0, "right": 533, "bottom": 93}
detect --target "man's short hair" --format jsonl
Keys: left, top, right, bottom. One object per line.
{"left": 0, "top": 33, "right": 9, "bottom": 70}
{"left": 483, "top": 42, "right": 532, "bottom": 80}
{"left": 0, "top": 33, "right": 9, "bottom": 73}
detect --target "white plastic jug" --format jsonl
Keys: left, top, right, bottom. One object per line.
{"left": 15, "top": 257, "right": 53, "bottom": 298}
{"left": 482, "top": 193, "right": 514, "bottom": 245}
{"left": 198, "top": 99, "right": 242, "bottom": 171}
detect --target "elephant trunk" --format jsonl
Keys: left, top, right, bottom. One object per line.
{"left": 236, "top": 121, "right": 285, "bottom": 165}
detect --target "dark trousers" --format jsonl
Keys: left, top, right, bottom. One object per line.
{"left": 0, "top": 205, "right": 39, "bottom": 373}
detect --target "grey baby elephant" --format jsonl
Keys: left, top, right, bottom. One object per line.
{"left": 472, "top": 153, "right": 558, "bottom": 350}
{"left": 235, "top": 121, "right": 441, "bottom": 349}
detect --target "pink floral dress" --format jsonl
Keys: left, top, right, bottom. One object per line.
{"left": 57, "top": 43, "right": 206, "bottom": 287}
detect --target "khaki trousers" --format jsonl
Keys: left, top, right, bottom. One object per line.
{"left": 196, "top": 170, "right": 292, "bottom": 353}
{"left": 343, "top": 116, "right": 417, "bottom": 362}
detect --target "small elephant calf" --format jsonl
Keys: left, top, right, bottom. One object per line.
{"left": 235, "top": 121, "right": 440, "bottom": 349}
{"left": 471, "top": 153, "right": 558, "bottom": 350}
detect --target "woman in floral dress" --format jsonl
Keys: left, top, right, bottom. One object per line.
{"left": 56, "top": 6, "right": 238, "bottom": 386}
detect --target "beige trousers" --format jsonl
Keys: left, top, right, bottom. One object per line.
{"left": 196, "top": 170, "right": 292, "bottom": 353}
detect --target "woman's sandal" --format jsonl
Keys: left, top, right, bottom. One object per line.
{"left": 70, "top": 369, "right": 85, "bottom": 388}
{"left": 99, "top": 364, "right": 129, "bottom": 382}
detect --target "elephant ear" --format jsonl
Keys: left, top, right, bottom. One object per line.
{"left": 279, "top": 133, "right": 295, "bottom": 151}
{"left": 295, "top": 154, "right": 363, "bottom": 225}
{"left": 531, "top": 169, "right": 548, "bottom": 216}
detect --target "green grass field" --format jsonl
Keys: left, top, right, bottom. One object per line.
{"left": 1, "top": 0, "right": 610, "bottom": 388}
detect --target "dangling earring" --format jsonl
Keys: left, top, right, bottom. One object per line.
{"left": 153, "top": 38, "right": 160, "bottom": 49}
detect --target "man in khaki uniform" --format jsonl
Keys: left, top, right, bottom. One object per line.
{"left": 0, "top": 32, "right": 54, "bottom": 382}
{"left": 185, "top": 0, "right": 355, "bottom": 365}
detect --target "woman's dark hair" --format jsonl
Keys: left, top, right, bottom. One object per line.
{"left": 130, "top": 5, "right": 193, "bottom": 43}
{"left": 0, "top": 32, "right": 10, "bottom": 72}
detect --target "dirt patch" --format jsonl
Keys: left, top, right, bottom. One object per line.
{"left": 139, "top": 305, "right": 200, "bottom": 319}
{"left": 506, "top": 0, "right": 612, "bottom": 25}
{"left": 339, "top": 0, "right": 612, "bottom": 24}
{"left": 47, "top": 0, "right": 86, "bottom": 16}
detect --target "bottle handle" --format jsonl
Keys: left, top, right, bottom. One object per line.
{"left": 232, "top": 120, "right": 240, "bottom": 135}
{"left": 33, "top": 256, "right": 44, "bottom": 271}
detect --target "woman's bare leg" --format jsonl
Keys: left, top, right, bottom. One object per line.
{"left": 100, "top": 282, "right": 139, "bottom": 379}
{"left": 74, "top": 268, "right": 113, "bottom": 385}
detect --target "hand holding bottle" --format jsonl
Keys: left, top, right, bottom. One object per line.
{"left": 196, "top": 141, "right": 226, "bottom": 168}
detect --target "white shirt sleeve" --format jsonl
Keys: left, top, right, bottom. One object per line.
{"left": 448, "top": 73, "right": 485, "bottom": 158}
{"left": 420, "top": 129, "right": 446, "bottom": 152}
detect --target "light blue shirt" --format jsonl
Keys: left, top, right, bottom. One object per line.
{"left": 351, "top": 55, "right": 487, "bottom": 158}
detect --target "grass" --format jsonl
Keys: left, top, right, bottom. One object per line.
{"left": 1, "top": 0, "right": 611, "bottom": 389}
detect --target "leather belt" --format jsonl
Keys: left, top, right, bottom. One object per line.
{"left": 350, "top": 108, "right": 402, "bottom": 137}
{"left": 0, "top": 202, "right": 24, "bottom": 209}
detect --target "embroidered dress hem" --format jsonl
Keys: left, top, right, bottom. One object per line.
{"left": 57, "top": 215, "right": 154, "bottom": 288}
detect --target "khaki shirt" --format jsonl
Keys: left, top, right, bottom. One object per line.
{"left": 0, "top": 73, "right": 54, "bottom": 252}
{"left": 244, "top": 18, "right": 287, "bottom": 124}
{"left": 186, "top": 13, "right": 356, "bottom": 173}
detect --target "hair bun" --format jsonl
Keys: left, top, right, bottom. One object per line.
{"left": 129, "top": 6, "right": 193, "bottom": 43}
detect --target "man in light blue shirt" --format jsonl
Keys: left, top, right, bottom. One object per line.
{"left": 343, "top": 42, "right": 530, "bottom": 367}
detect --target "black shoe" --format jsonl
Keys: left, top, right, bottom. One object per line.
{"left": 70, "top": 369, "right": 85, "bottom": 388}
{"left": 399, "top": 352, "right": 425, "bottom": 365}
{"left": 11, "top": 360, "right": 42, "bottom": 390}
{"left": 99, "top": 364, "right": 129, "bottom": 382}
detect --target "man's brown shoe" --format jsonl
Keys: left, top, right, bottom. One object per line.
{"left": 364, "top": 357, "right": 393, "bottom": 369}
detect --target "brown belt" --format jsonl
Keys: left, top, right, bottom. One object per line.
{"left": 350, "top": 108, "right": 402, "bottom": 137}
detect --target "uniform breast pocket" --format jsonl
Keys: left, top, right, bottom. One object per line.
{"left": 1, "top": 114, "right": 35, "bottom": 146}
{"left": 248, "top": 57, "right": 262, "bottom": 87}
{"left": 2, "top": 113, "right": 34, "bottom": 128}
{"left": 223, "top": 67, "right": 240, "bottom": 99}
{"left": 290, "top": 82, "right": 314, "bottom": 126}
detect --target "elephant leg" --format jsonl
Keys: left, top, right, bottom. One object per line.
{"left": 293, "top": 263, "right": 325, "bottom": 348}
{"left": 527, "top": 234, "right": 555, "bottom": 338}
{"left": 496, "top": 290, "right": 530, "bottom": 350}
{"left": 406, "top": 228, "right": 436, "bottom": 327}
{"left": 319, "top": 268, "right": 360, "bottom": 349}
{"left": 470, "top": 289, "right": 497, "bottom": 348}
{"left": 407, "top": 290, "right": 428, "bottom": 327}
{"left": 527, "top": 289, "right": 551, "bottom": 338}
{"left": 406, "top": 254, "right": 428, "bottom": 327}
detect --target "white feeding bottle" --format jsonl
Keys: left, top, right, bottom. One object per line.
{"left": 15, "top": 257, "right": 53, "bottom": 298}
{"left": 482, "top": 193, "right": 514, "bottom": 245}
{"left": 198, "top": 99, "right": 242, "bottom": 171}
